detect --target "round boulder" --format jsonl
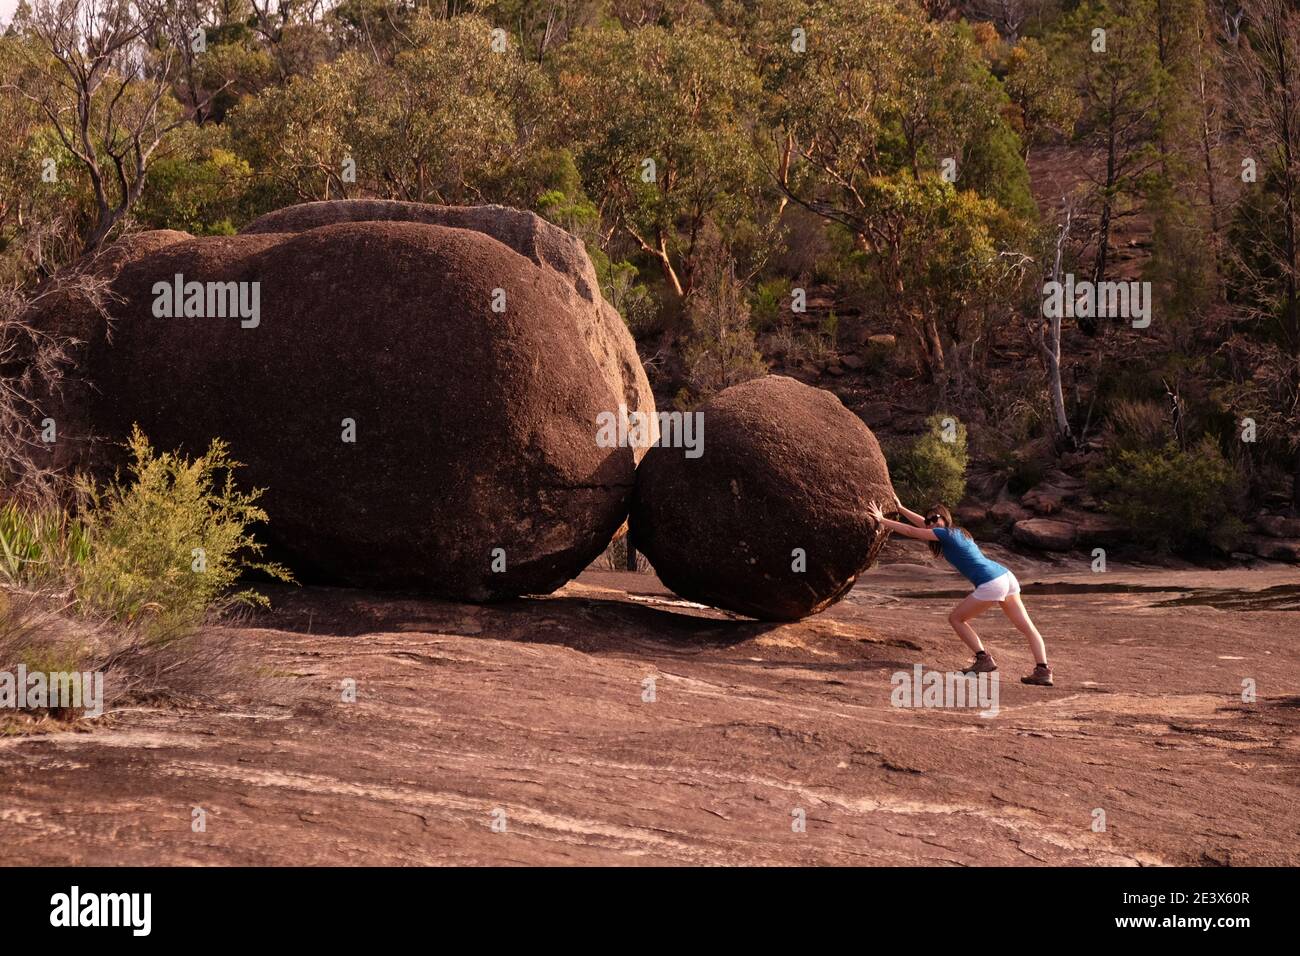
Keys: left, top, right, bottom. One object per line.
{"left": 28, "top": 210, "right": 655, "bottom": 601}
{"left": 630, "top": 375, "right": 895, "bottom": 621}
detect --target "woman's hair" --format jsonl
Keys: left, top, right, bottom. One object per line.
{"left": 925, "top": 503, "right": 972, "bottom": 558}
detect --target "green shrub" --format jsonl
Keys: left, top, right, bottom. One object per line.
{"left": 761, "top": 321, "right": 840, "bottom": 371}
{"left": 749, "top": 277, "right": 790, "bottom": 333}
{"left": 76, "top": 426, "right": 292, "bottom": 641}
{"left": 1004, "top": 449, "right": 1050, "bottom": 496}
{"left": 0, "top": 503, "right": 89, "bottom": 590}
{"left": 586, "top": 243, "right": 658, "bottom": 336}
{"left": 988, "top": 436, "right": 1053, "bottom": 496}
{"left": 860, "top": 338, "right": 895, "bottom": 375}
{"left": 680, "top": 241, "right": 767, "bottom": 402}
{"left": 1090, "top": 437, "right": 1245, "bottom": 555}
{"left": 820, "top": 309, "right": 839, "bottom": 346}
{"left": 1105, "top": 398, "right": 1171, "bottom": 454}
{"left": 888, "top": 412, "right": 969, "bottom": 507}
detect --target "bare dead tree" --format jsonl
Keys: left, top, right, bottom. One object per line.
{"left": 1162, "top": 378, "right": 1187, "bottom": 450}
{"left": 2, "top": 0, "right": 223, "bottom": 255}
{"left": 161, "top": 0, "right": 236, "bottom": 125}
{"left": 967, "top": 0, "right": 1038, "bottom": 42}
{"left": 1221, "top": 1, "right": 1245, "bottom": 45}
{"left": 0, "top": 264, "right": 114, "bottom": 506}
{"left": 1195, "top": 14, "right": 1226, "bottom": 253}
{"left": 1034, "top": 199, "right": 1074, "bottom": 446}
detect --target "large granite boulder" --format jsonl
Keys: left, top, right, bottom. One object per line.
{"left": 241, "top": 200, "right": 653, "bottom": 426}
{"left": 28, "top": 206, "right": 656, "bottom": 600}
{"left": 630, "top": 375, "right": 894, "bottom": 621}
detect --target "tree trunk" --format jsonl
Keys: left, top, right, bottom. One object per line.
{"left": 1086, "top": 114, "right": 1120, "bottom": 337}
{"left": 1197, "top": 64, "right": 1222, "bottom": 243}
{"left": 1043, "top": 206, "right": 1075, "bottom": 447}
{"left": 1046, "top": 337, "right": 1071, "bottom": 446}
{"left": 925, "top": 314, "right": 948, "bottom": 395}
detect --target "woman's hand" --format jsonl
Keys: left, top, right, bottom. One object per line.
{"left": 870, "top": 500, "right": 937, "bottom": 541}
{"left": 867, "top": 500, "right": 886, "bottom": 526}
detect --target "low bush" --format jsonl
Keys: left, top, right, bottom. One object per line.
{"left": 0, "top": 503, "right": 89, "bottom": 590}
{"left": 1, "top": 425, "right": 297, "bottom": 727}
{"left": 859, "top": 337, "right": 896, "bottom": 376}
{"left": 75, "top": 426, "right": 293, "bottom": 642}
{"left": 1105, "top": 398, "right": 1171, "bottom": 454}
{"left": 749, "top": 277, "right": 790, "bottom": 333}
{"left": 887, "top": 412, "right": 969, "bottom": 507}
{"left": 1090, "top": 437, "right": 1245, "bottom": 554}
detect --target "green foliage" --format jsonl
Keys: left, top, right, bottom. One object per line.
{"left": 1145, "top": 189, "right": 1217, "bottom": 342}
{"left": 820, "top": 309, "right": 839, "bottom": 345}
{"left": 554, "top": 21, "right": 764, "bottom": 295}
{"left": 849, "top": 175, "right": 1033, "bottom": 379}
{"left": 1003, "top": 37, "right": 1081, "bottom": 157}
{"left": 0, "top": 503, "right": 89, "bottom": 589}
{"left": 134, "top": 133, "right": 251, "bottom": 236}
{"left": 1050, "top": 1, "right": 1163, "bottom": 276}
{"left": 679, "top": 233, "right": 768, "bottom": 402}
{"left": 749, "top": 277, "right": 790, "bottom": 332}
{"left": 76, "top": 427, "right": 293, "bottom": 641}
{"left": 1091, "top": 438, "right": 1245, "bottom": 555}
{"left": 0, "top": 0, "right": 1293, "bottom": 529}
{"left": 888, "top": 413, "right": 969, "bottom": 507}
{"left": 533, "top": 151, "right": 601, "bottom": 231}
{"left": 772, "top": 1, "right": 1035, "bottom": 215}
{"left": 230, "top": 16, "right": 548, "bottom": 209}
{"left": 960, "top": 110, "right": 1037, "bottom": 222}
{"left": 590, "top": 244, "right": 659, "bottom": 335}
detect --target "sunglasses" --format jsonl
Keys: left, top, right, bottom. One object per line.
{"left": 925, "top": 515, "right": 944, "bottom": 525}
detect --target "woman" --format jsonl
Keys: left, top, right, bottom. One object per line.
{"left": 866, "top": 497, "right": 1054, "bottom": 686}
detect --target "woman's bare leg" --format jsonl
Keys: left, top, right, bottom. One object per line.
{"left": 948, "top": 594, "right": 997, "bottom": 654}
{"left": 1000, "top": 593, "right": 1048, "bottom": 665}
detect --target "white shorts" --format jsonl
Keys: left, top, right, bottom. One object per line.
{"left": 971, "top": 571, "right": 1020, "bottom": 602}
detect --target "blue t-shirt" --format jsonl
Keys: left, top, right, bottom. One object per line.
{"left": 932, "top": 527, "right": 1008, "bottom": 586}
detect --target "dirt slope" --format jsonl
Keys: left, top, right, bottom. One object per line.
{"left": 1, "top": 559, "right": 1297, "bottom": 866}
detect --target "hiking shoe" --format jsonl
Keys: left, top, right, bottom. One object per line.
{"left": 962, "top": 651, "right": 997, "bottom": 674}
{"left": 1021, "top": 664, "right": 1054, "bottom": 686}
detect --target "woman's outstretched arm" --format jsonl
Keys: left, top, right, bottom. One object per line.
{"left": 868, "top": 501, "right": 939, "bottom": 541}
{"left": 894, "top": 496, "right": 928, "bottom": 528}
